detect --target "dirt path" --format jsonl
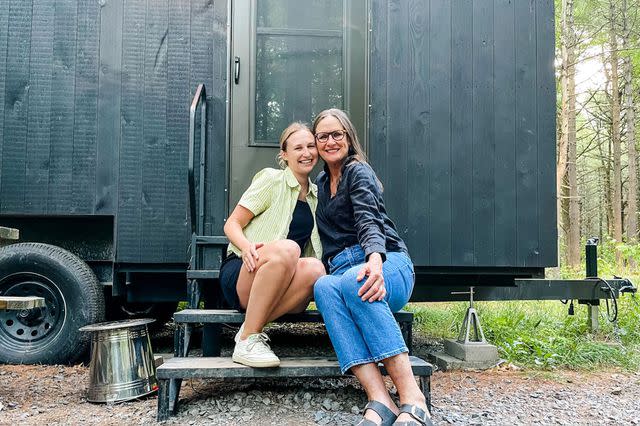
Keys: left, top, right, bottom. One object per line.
{"left": 0, "top": 325, "right": 638, "bottom": 425}
{"left": 1, "top": 364, "right": 638, "bottom": 425}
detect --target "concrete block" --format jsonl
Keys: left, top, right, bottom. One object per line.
{"left": 444, "top": 339, "right": 498, "bottom": 362}
{"left": 428, "top": 351, "right": 500, "bottom": 371}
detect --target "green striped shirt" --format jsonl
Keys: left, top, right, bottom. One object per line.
{"left": 228, "top": 167, "right": 323, "bottom": 259}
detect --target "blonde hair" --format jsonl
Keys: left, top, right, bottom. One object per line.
{"left": 277, "top": 122, "right": 312, "bottom": 168}
{"left": 312, "top": 108, "right": 368, "bottom": 164}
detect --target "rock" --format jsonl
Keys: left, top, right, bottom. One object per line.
{"left": 350, "top": 405, "right": 360, "bottom": 415}
{"left": 318, "top": 416, "right": 332, "bottom": 425}
{"left": 314, "top": 411, "right": 326, "bottom": 422}
{"left": 322, "top": 398, "right": 334, "bottom": 410}
{"left": 611, "top": 388, "right": 622, "bottom": 395}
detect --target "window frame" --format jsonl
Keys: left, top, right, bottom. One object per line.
{"left": 237, "top": 0, "right": 369, "bottom": 148}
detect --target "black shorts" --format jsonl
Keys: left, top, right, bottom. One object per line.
{"left": 219, "top": 253, "right": 244, "bottom": 310}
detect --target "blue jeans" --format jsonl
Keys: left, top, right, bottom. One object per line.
{"left": 314, "top": 245, "right": 415, "bottom": 373}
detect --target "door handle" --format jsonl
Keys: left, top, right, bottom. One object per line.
{"left": 234, "top": 56, "right": 240, "bottom": 84}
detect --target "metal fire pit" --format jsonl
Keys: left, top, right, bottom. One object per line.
{"left": 79, "top": 318, "right": 157, "bottom": 403}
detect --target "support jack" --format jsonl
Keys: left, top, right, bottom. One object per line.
{"left": 429, "top": 287, "right": 499, "bottom": 371}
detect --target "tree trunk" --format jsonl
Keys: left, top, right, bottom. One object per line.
{"left": 609, "top": 0, "right": 623, "bottom": 245}
{"left": 622, "top": 0, "right": 637, "bottom": 243}
{"left": 560, "top": 0, "right": 580, "bottom": 268}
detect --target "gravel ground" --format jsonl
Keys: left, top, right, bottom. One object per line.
{"left": 0, "top": 323, "right": 639, "bottom": 425}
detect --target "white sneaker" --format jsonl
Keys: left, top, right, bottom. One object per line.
{"left": 232, "top": 332, "right": 280, "bottom": 368}
{"left": 234, "top": 323, "right": 245, "bottom": 343}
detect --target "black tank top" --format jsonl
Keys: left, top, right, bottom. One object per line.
{"left": 287, "top": 200, "right": 313, "bottom": 251}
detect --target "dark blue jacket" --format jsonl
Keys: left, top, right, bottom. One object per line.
{"left": 316, "top": 158, "right": 408, "bottom": 265}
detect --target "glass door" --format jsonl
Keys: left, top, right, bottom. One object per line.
{"left": 229, "top": 0, "right": 367, "bottom": 207}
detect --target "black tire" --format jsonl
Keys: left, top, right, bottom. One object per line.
{"left": 0, "top": 243, "right": 105, "bottom": 364}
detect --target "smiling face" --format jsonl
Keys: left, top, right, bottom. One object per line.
{"left": 281, "top": 129, "right": 318, "bottom": 178}
{"left": 314, "top": 115, "right": 350, "bottom": 167}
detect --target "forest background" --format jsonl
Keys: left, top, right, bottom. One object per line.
{"left": 557, "top": 0, "right": 640, "bottom": 272}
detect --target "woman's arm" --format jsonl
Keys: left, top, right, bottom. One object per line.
{"left": 225, "top": 168, "right": 278, "bottom": 272}
{"left": 347, "top": 164, "right": 387, "bottom": 302}
{"left": 224, "top": 205, "right": 263, "bottom": 272}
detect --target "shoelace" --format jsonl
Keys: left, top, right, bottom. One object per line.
{"left": 246, "top": 332, "right": 272, "bottom": 353}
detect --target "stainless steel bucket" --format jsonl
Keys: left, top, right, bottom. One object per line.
{"left": 79, "top": 318, "right": 157, "bottom": 403}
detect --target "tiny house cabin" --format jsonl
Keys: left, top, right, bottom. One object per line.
{"left": 0, "top": 0, "right": 557, "bottom": 363}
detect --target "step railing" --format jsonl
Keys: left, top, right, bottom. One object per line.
{"left": 188, "top": 83, "right": 207, "bottom": 237}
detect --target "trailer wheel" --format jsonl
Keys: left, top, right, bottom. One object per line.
{"left": 0, "top": 243, "right": 105, "bottom": 364}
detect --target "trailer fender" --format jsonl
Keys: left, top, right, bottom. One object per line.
{"left": 0, "top": 243, "right": 105, "bottom": 364}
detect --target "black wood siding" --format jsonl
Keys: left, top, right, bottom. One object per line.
{"left": 0, "top": 0, "right": 227, "bottom": 263}
{"left": 1, "top": 0, "right": 556, "bottom": 269}
{"left": 369, "top": 0, "right": 557, "bottom": 268}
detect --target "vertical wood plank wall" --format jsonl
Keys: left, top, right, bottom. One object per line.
{"left": 0, "top": 0, "right": 557, "bottom": 269}
{"left": 0, "top": 0, "right": 228, "bottom": 263}
{"left": 370, "top": 0, "right": 557, "bottom": 268}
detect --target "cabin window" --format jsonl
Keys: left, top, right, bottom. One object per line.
{"left": 232, "top": 0, "right": 367, "bottom": 146}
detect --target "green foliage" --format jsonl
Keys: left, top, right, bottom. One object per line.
{"left": 560, "top": 238, "right": 640, "bottom": 278}
{"left": 409, "top": 294, "right": 640, "bottom": 370}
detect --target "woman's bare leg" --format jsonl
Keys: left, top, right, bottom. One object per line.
{"left": 235, "top": 240, "right": 300, "bottom": 338}
{"left": 382, "top": 353, "right": 430, "bottom": 422}
{"left": 265, "top": 257, "right": 325, "bottom": 321}
{"left": 351, "top": 363, "right": 399, "bottom": 422}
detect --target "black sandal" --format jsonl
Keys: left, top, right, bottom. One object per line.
{"left": 355, "top": 400, "right": 398, "bottom": 426}
{"left": 392, "top": 404, "right": 434, "bottom": 426}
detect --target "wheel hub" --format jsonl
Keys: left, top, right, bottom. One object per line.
{"left": 0, "top": 274, "right": 65, "bottom": 345}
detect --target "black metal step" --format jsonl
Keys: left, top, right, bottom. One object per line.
{"left": 186, "top": 270, "right": 219, "bottom": 279}
{"left": 174, "top": 308, "right": 414, "bottom": 324}
{"left": 194, "top": 235, "right": 228, "bottom": 245}
{"left": 157, "top": 355, "right": 432, "bottom": 420}
{"left": 157, "top": 355, "right": 432, "bottom": 379}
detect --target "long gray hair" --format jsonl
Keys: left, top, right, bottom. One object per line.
{"left": 312, "top": 108, "right": 368, "bottom": 164}
{"left": 312, "top": 109, "right": 382, "bottom": 189}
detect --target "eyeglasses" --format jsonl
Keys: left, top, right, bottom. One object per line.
{"left": 315, "top": 130, "right": 347, "bottom": 143}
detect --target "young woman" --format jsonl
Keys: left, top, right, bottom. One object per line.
{"left": 220, "top": 122, "right": 325, "bottom": 368}
{"left": 312, "top": 109, "right": 432, "bottom": 426}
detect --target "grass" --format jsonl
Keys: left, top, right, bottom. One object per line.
{"left": 408, "top": 241, "right": 640, "bottom": 371}
{"left": 408, "top": 286, "right": 640, "bottom": 371}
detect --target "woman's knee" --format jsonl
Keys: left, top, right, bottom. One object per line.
{"left": 297, "top": 258, "right": 326, "bottom": 285}
{"left": 336, "top": 268, "right": 363, "bottom": 296}
{"left": 266, "top": 239, "right": 300, "bottom": 269}
{"left": 313, "top": 274, "right": 339, "bottom": 302}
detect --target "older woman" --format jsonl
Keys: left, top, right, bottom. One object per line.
{"left": 312, "top": 109, "right": 431, "bottom": 426}
{"left": 221, "top": 122, "right": 325, "bottom": 368}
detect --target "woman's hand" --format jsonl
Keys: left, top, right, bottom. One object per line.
{"left": 240, "top": 242, "right": 264, "bottom": 272}
{"left": 357, "top": 252, "right": 385, "bottom": 302}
